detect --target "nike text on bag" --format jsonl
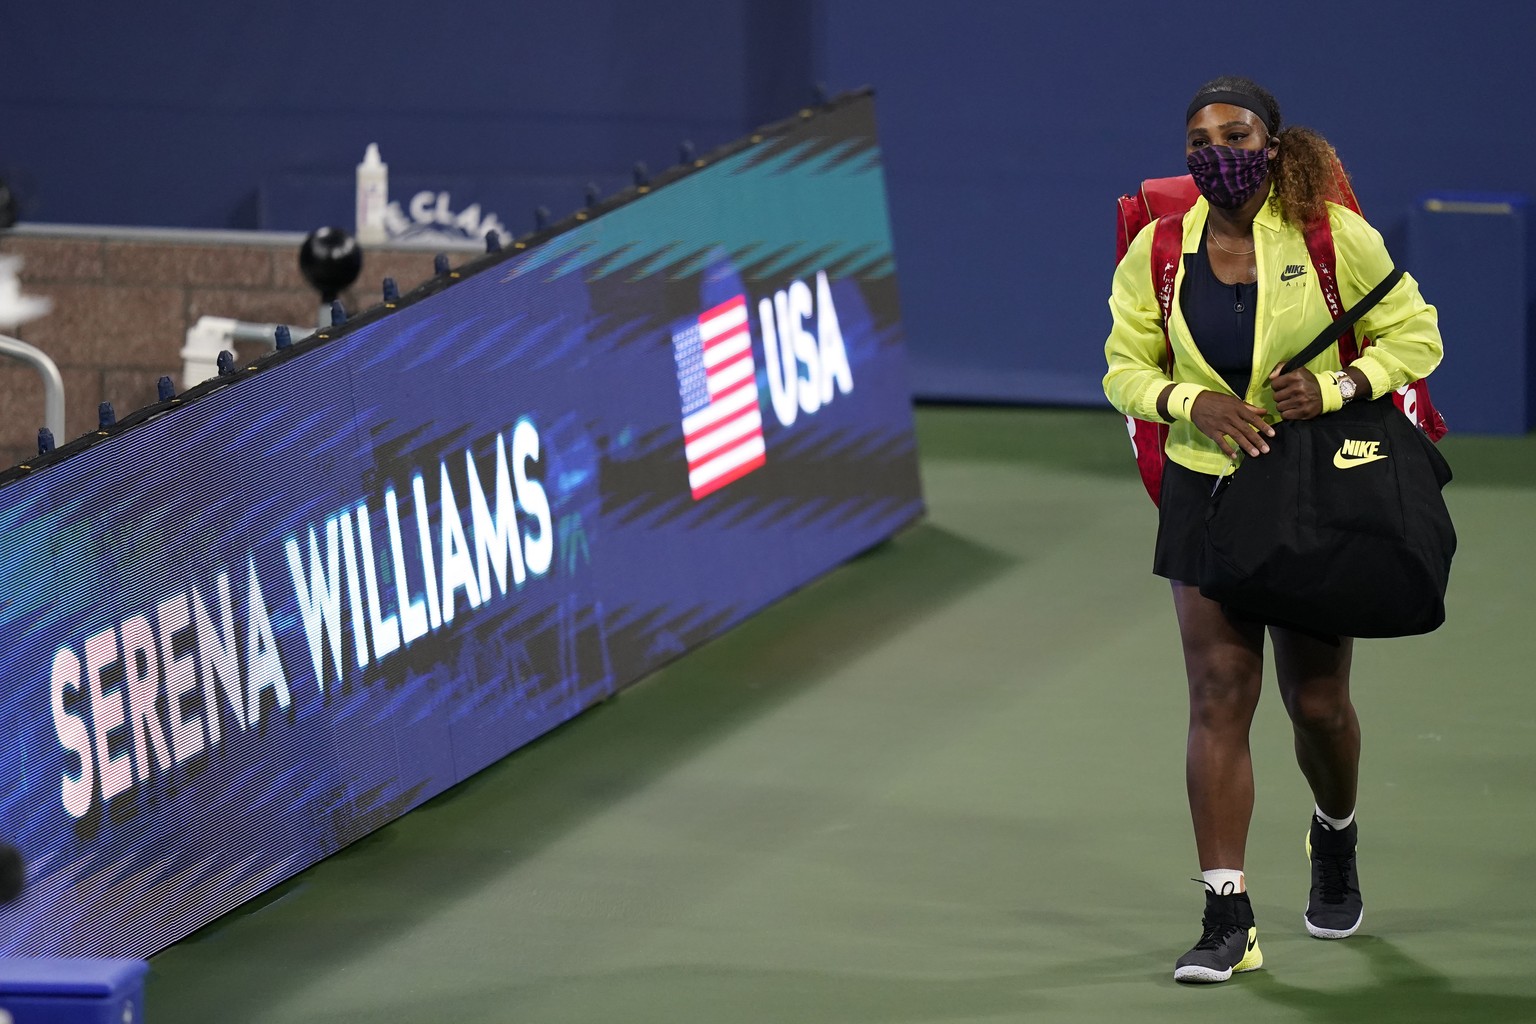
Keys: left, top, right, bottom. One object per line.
{"left": 1200, "top": 397, "right": 1455, "bottom": 637}
{"left": 1199, "top": 271, "right": 1456, "bottom": 638}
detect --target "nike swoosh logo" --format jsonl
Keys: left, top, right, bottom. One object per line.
{"left": 1333, "top": 451, "right": 1389, "bottom": 469}
{"left": 1280, "top": 269, "right": 1307, "bottom": 282}
{"left": 1248, "top": 935, "right": 1258, "bottom": 953}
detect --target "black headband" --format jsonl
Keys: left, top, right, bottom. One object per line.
{"left": 1186, "top": 90, "right": 1277, "bottom": 134}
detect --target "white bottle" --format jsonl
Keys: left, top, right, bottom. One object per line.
{"left": 355, "top": 143, "right": 389, "bottom": 245}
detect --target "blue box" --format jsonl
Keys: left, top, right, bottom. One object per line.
{"left": 0, "top": 958, "right": 147, "bottom": 1023}
{"left": 1408, "top": 192, "right": 1534, "bottom": 434}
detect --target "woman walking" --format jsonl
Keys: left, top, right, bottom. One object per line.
{"left": 1102, "top": 76, "right": 1443, "bottom": 983}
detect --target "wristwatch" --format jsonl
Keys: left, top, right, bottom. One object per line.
{"left": 1333, "top": 371, "right": 1358, "bottom": 403}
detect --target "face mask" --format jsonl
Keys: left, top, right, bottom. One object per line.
{"left": 1186, "top": 145, "right": 1270, "bottom": 210}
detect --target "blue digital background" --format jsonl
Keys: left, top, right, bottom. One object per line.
{"left": 0, "top": 96, "right": 922, "bottom": 957}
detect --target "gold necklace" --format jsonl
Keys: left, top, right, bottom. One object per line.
{"left": 1208, "top": 231, "right": 1256, "bottom": 256}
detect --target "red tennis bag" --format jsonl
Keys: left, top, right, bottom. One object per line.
{"left": 1113, "top": 172, "right": 1446, "bottom": 505}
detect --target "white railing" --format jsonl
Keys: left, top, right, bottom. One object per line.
{"left": 0, "top": 333, "right": 64, "bottom": 440}
{"left": 0, "top": 256, "right": 64, "bottom": 441}
{"left": 181, "top": 316, "right": 314, "bottom": 387}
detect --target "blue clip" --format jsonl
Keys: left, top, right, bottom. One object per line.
{"left": 157, "top": 376, "right": 175, "bottom": 401}
{"left": 813, "top": 82, "right": 830, "bottom": 105}
{"left": 216, "top": 350, "right": 236, "bottom": 375}
{"left": 585, "top": 182, "right": 601, "bottom": 209}
{"left": 485, "top": 230, "right": 502, "bottom": 253}
{"left": 382, "top": 277, "right": 399, "bottom": 302}
{"left": 678, "top": 141, "right": 696, "bottom": 164}
{"left": 37, "top": 427, "right": 55, "bottom": 454}
{"left": 330, "top": 300, "right": 347, "bottom": 325}
{"left": 434, "top": 253, "right": 451, "bottom": 275}
{"left": 632, "top": 162, "right": 650, "bottom": 188}
{"left": 534, "top": 206, "right": 550, "bottom": 231}
{"left": 98, "top": 402, "right": 116, "bottom": 428}
{"left": 275, "top": 324, "right": 292, "bottom": 349}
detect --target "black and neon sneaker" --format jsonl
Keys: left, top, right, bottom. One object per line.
{"left": 1305, "top": 815, "right": 1362, "bottom": 938}
{"left": 1174, "top": 884, "right": 1263, "bottom": 983}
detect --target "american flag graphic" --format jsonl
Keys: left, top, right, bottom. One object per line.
{"left": 672, "top": 294, "right": 767, "bottom": 500}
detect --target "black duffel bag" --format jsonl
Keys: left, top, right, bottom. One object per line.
{"left": 1200, "top": 269, "right": 1456, "bottom": 638}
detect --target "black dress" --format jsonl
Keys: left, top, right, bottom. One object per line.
{"left": 1152, "top": 229, "right": 1258, "bottom": 584}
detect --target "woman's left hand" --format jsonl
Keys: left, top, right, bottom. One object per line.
{"left": 1269, "top": 363, "right": 1323, "bottom": 420}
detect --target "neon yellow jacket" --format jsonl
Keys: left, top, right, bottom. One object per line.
{"left": 1103, "top": 190, "right": 1443, "bottom": 476}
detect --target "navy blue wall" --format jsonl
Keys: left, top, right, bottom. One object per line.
{"left": 817, "top": 0, "right": 1536, "bottom": 403}
{"left": 4, "top": 1, "right": 1533, "bottom": 404}
{"left": 2, "top": 3, "right": 796, "bottom": 229}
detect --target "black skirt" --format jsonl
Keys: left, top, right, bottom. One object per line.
{"left": 1153, "top": 460, "right": 1225, "bottom": 585}
{"left": 1153, "top": 459, "right": 1341, "bottom": 642}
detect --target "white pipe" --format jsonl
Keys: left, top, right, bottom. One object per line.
{"left": 0, "top": 333, "right": 65, "bottom": 441}
{"left": 0, "top": 255, "right": 64, "bottom": 443}
{"left": 181, "top": 316, "right": 311, "bottom": 388}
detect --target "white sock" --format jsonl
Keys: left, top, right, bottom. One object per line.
{"left": 1201, "top": 868, "right": 1246, "bottom": 894}
{"left": 1314, "top": 804, "right": 1355, "bottom": 831}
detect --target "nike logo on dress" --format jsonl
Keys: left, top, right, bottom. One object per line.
{"left": 1280, "top": 265, "right": 1308, "bottom": 282}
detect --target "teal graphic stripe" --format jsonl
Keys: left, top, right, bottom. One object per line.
{"left": 504, "top": 141, "right": 896, "bottom": 282}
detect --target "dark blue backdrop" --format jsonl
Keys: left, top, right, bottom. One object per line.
{"left": 3, "top": 1, "right": 1533, "bottom": 404}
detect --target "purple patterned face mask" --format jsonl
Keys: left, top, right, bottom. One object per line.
{"left": 1186, "top": 145, "right": 1270, "bottom": 210}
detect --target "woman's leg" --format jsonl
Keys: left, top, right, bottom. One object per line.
{"left": 1270, "top": 628, "right": 1358, "bottom": 818}
{"left": 1172, "top": 582, "right": 1266, "bottom": 870}
{"left": 1271, "top": 626, "right": 1363, "bottom": 938}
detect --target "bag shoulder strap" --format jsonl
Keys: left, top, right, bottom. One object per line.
{"left": 1280, "top": 266, "right": 1404, "bottom": 377}
{"left": 1150, "top": 213, "right": 1183, "bottom": 369}
{"left": 1301, "top": 216, "right": 1362, "bottom": 364}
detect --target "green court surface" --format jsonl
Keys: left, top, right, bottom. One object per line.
{"left": 149, "top": 407, "right": 1536, "bottom": 1023}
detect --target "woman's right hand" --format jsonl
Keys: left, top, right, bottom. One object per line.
{"left": 1190, "top": 393, "right": 1275, "bottom": 459}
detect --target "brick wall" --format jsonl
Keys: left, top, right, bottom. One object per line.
{"left": 0, "top": 230, "right": 467, "bottom": 470}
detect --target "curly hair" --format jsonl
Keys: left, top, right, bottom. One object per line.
{"left": 1187, "top": 76, "right": 1351, "bottom": 226}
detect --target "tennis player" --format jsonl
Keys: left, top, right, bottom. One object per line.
{"left": 1103, "top": 76, "right": 1443, "bottom": 983}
